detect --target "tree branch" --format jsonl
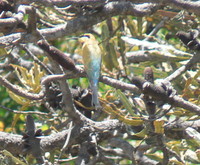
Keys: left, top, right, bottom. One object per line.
{"left": 132, "top": 77, "right": 200, "bottom": 115}
{"left": 0, "top": 2, "right": 158, "bottom": 47}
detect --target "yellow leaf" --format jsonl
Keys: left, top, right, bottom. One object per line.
{"left": 126, "top": 17, "right": 138, "bottom": 36}
{"left": 167, "top": 109, "right": 188, "bottom": 117}
{"left": 100, "top": 98, "right": 144, "bottom": 126}
{"left": 142, "top": 21, "right": 147, "bottom": 34}
{"left": 196, "top": 149, "right": 200, "bottom": 161}
{"left": 8, "top": 90, "right": 31, "bottom": 106}
{"left": 101, "top": 24, "right": 119, "bottom": 71}
{"left": 11, "top": 105, "right": 29, "bottom": 129}
{"left": 10, "top": 64, "right": 30, "bottom": 89}
{"left": 10, "top": 63, "right": 44, "bottom": 94}
{"left": 1, "top": 150, "right": 27, "bottom": 165}
{"left": 32, "top": 63, "right": 45, "bottom": 92}
{"left": 43, "top": 57, "right": 49, "bottom": 65}
{"left": 116, "top": 89, "right": 137, "bottom": 117}
{"left": 0, "top": 48, "right": 8, "bottom": 56}
{"left": 194, "top": 70, "right": 200, "bottom": 79}
{"left": 108, "top": 40, "right": 119, "bottom": 69}
{"left": 11, "top": 114, "right": 20, "bottom": 130}
{"left": 41, "top": 124, "right": 49, "bottom": 131}
{"left": 169, "top": 159, "right": 184, "bottom": 165}
{"left": 132, "top": 128, "right": 147, "bottom": 138}
{"left": 33, "top": 63, "right": 41, "bottom": 85}
{"left": 121, "top": 117, "right": 144, "bottom": 126}
{"left": 5, "top": 127, "right": 12, "bottom": 133}
{"left": 0, "top": 121, "right": 4, "bottom": 131}
{"left": 145, "top": 153, "right": 163, "bottom": 162}
{"left": 154, "top": 120, "right": 165, "bottom": 134}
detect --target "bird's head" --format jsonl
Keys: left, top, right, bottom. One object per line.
{"left": 78, "top": 33, "right": 95, "bottom": 44}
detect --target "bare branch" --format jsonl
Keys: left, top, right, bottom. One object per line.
{"left": 165, "top": 50, "right": 200, "bottom": 82}
{"left": 132, "top": 77, "right": 200, "bottom": 115}
{"left": 100, "top": 76, "right": 139, "bottom": 93}
{"left": 0, "top": 2, "right": 158, "bottom": 47}
{"left": 0, "top": 75, "right": 45, "bottom": 100}
{"left": 0, "top": 119, "right": 123, "bottom": 155}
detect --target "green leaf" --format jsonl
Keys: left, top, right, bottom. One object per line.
{"left": 116, "top": 89, "right": 137, "bottom": 117}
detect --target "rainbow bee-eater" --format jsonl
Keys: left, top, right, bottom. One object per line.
{"left": 78, "top": 33, "right": 101, "bottom": 108}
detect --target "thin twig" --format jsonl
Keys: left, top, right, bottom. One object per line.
{"left": 144, "top": 16, "right": 169, "bottom": 41}
{"left": 57, "top": 121, "right": 74, "bottom": 163}
{"left": 21, "top": 45, "right": 54, "bottom": 75}
{"left": 0, "top": 105, "right": 49, "bottom": 116}
{"left": 165, "top": 52, "right": 200, "bottom": 82}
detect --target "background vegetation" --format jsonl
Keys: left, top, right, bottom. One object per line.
{"left": 0, "top": 0, "right": 199, "bottom": 164}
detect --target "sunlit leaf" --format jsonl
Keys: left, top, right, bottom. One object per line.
{"left": 109, "top": 38, "right": 120, "bottom": 69}
{"left": 1, "top": 150, "right": 27, "bottom": 165}
{"left": 142, "top": 21, "right": 147, "bottom": 34}
{"left": 8, "top": 63, "right": 44, "bottom": 105}
{"left": 116, "top": 89, "right": 137, "bottom": 117}
{"left": 0, "top": 121, "right": 4, "bottom": 131}
{"left": 0, "top": 48, "right": 8, "bottom": 56}
{"left": 169, "top": 159, "right": 184, "bottom": 165}
{"left": 154, "top": 120, "right": 165, "bottom": 134}
{"left": 10, "top": 63, "right": 44, "bottom": 93}
{"left": 122, "top": 36, "right": 193, "bottom": 57}
{"left": 101, "top": 24, "right": 119, "bottom": 71}
{"left": 11, "top": 105, "right": 29, "bottom": 129}
{"left": 10, "top": 64, "right": 31, "bottom": 90}
{"left": 196, "top": 149, "right": 200, "bottom": 161}
{"left": 121, "top": 117, "right": 144, "bottom": 126}
{"left": 41, "top": 124, "right": 49, "bottom": 131}
{"left": 145, "top": 153, "right": 163, "bottom": 162}
{"left": 100, "top": 98, "right": 144, "bottom": 126}
{"left": 132, "top": 128, "right": 147, "bottom": 138}
{"left": 186, "top": 127, "right": 200, "bottom": 146}
{"left": 137, "top": 17, "right": 143, "bottom": 36}
{"left": 126, "top": 16, "right": 138, "bottom": 36}
{"left": 8, "top": 90, "right": 31, "bottom": 106}
{"left": 184, "top": 149, "right": 200, "bottom": 164}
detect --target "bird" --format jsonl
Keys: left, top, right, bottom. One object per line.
{"left": 78, "top": 33, "right": 102, "bottom": 108}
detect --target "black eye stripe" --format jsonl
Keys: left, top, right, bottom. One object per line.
{"left": 80, "top": 34, "right": 90, "bottom": 38}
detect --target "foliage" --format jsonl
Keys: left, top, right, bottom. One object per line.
{"left": 0, "top": 1, "right": 199, "bottom": 164}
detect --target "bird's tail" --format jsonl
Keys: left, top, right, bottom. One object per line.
{"left": 91, "top": 84, "right": 101, "bottom": 109}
